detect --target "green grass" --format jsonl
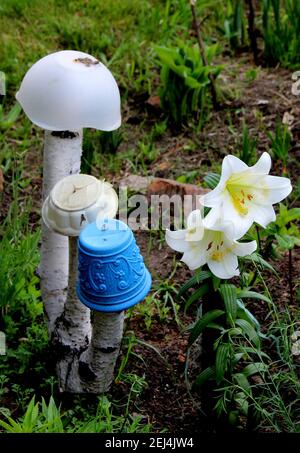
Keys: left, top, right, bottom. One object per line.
{"left": 0, "top": 0, "right": 194, "bottom": 99}
{"left": 0, "top": 392, "right": 153, "bottom": 433}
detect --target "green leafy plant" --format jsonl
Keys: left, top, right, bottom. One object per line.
{"left": 0, "top": 226, "right": 42, "bottom": 339}
{"left": 261, "top": 203, "right": 300, "bottom": 303}
{"left": 0, "top": 396, "right": 63, "bottom": 433}
{"left": 0, "top": 224, "right": 42, "bottom": 338}
{"left": 136, "top": 141, "right": 159, "bottom": 172}
{"left": 132, "top": 296, "right": 156, "bottom": 331}
{"left": 176, "top": 170, "right": 200, "bottom": 184}
{"left": 182, "top": 274, "right": 270, "bottom": 424}
{"left": 221, "top": 0, "right": 246, "bottom": 50}
{"left": 131, "top": 278, "right": 180, "bottom": 329}
{"left": 155, "top": 41, "right": 223, "bottom": 126}
{"left": 151, "top": 120, "right": 168, "bottom": 140}
{"left": 268, "top": 122, "right": 292, "bottom": 174}
{"left": 74, "top": 393, "right": 152, "bottom": 433}
{"left": 0, "top": 393, "right": 153, "bottom": 433}
{"left": 244, "top": 68, "right": 258, "bottom": 82}
{"left": 263, "top": 0, "right": 300, "bottom": 68}
{"left": 152, "top": 279, "right": 180, "bottom": 326}
{"left": 238, "top": 123, "right": 257, "bottom": 166}
{"left": 242, "top": 305, "right": 300, "bottom": 432}
{"left": 115, "top": 333, "right": 140, "bottom": 382}
{"left": 261, "top": 203, "right": 300, "bottom": 257}
{"left": 0, "top": 200, "right": 46, "bottom": 377}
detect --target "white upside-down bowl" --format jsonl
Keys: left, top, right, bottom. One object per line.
{"left": 16, "top": 50, "right": 121, "bottom": 131}
{"left": 42, "top": 174, "right": 119, "bottom": 236}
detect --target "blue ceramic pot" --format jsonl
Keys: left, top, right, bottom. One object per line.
{"left": 77, "top": 219, "right": 152, "bottom": 312}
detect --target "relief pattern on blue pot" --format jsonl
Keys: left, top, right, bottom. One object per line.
{"left": 78, "top": 245, "right": 145, "bottom": 296}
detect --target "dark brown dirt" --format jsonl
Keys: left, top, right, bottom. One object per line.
{"left": 117, "top": 318, "right": 201, "bottom": 433}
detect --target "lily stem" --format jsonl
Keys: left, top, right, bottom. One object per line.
{"left": 255, "top": 225, "right": 262, "bottom": 252}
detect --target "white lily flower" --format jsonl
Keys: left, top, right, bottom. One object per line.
{"left": 203, "top": 152, "right": 292, "bottom": 239}
{"left": 166, "top": 210, "right": 257, "bottom": 279}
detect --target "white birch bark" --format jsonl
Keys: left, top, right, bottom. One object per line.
{"left": 39, "top": 130, "right": 83, "bottom": 335}
{"left": 53, "top": 236, "right": 92, "bottom": 392}
{"left": 66, "top": 311, "right": 124, "bottom": 393}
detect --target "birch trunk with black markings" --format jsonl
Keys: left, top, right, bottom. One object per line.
{"left": 52, "top": 236, "right": 92, "bottom": 392}
{"left": 40, "top": 130, "right": 83, "bottom": 335}
{"left": 65, "top": 311, "right": 124, "bottom": 393}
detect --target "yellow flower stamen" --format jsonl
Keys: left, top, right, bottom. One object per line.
{"left": 226, "top": 181, "right": 254, "bottom": 216}
{"left": 186, "top": 227, "right": 196, "bottom": 237}
{"left": 209, "top": 234, "right": 232, "bottom": 262}
{"left": 211, "top": 250, "right": 225, "bottom": 262}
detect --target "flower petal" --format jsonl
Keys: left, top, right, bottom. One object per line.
{"left": 186, "top": 227, "right": 204, "bottom": 242}
{"left": 264, "top": 175, "right": 292, "bottom": 204}
{"left": 203, "top": 185, "right": 225, "bottom": 207}
{"left": 221, "top": 193, "right": 254, "bottom": 238}
{"left": 249, "top": 152, "right": 271, "bottom": 175}
{"left": 221, "top": 154, "right": 249, "bottom": 180}
{"left": 181, "top": 246, "right": 207, "bottom": 270}
{"left": 207, "top": 253, "right": 239, "bottom": 279}
{"left": 165, "top": 229, "right": 190, "bottom": 253}
{"left": 251, "top": 204, "right": 276, "bottom": 228}
{"left": 202, "top": 207, "right": 222, "bottom": 229}
{"left": 186, "top": 210, "right": 204, "bottom": 241}
{"left": 204, "top": 212, "right": 236, "bottom": 238}
{"left": 233, "top": 240, "right": 257, "bottom": 257}
{"left": 187, "top": 209, "right": 202, "bottom": 228}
